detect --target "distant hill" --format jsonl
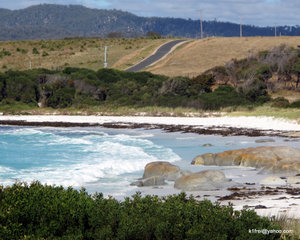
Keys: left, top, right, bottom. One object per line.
{"left": 1, "top": 4, "right": 300, "bottom": 41}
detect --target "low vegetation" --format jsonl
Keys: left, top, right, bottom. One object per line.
{"left": 0, "top": 182, "right": 286, "bottom": 240}
{"left": 0, "top": 67, "right": 275, "bottom": 112}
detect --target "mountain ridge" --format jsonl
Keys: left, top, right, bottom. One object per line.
{"left": 1, "top": 4, "right": 300, "bottom": 41}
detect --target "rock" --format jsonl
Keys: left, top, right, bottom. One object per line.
{"left": 143, "top": 161, "right": 181, "bottom": 181}
{"left": 287, "top": 176, "right": 300, "bottom": 184}
{"left": 174, "top": 170, "right": 235, "bottom": 191}
{"left": 202, "top": 143, "right": 213, "bottom": 147}
{"left": 131, "top": 176, "right": 165, "bottom": 187}
{"left": 180, "top": 170, "right": 193, "bottom": 176}
{"left": 255, "top": 205, "right": 267, "bottom": 209}
{"left": 192, "top": 146, "right": 300, "bottom": 174}
{"left": 259, "top": 176, "right": 286, "bottom": 186}
{"left": 255, "top": 138, "right": 275, "bottom": 143}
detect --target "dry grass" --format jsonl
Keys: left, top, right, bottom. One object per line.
{"left": 148, "top": 36, "right": 300, "bottom": 77}
{"left": 226, "top": 105, "right": 300, "bottom": 122}
{"left": 0, "top": 38, "right": 168, "bottom": 72}
{"left": 271, "top": 214, "right": 300, "bottom": 239}
{"left": 270, "top": 90, "right": 300, "bottom": 102}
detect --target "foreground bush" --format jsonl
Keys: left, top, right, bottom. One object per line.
{"left": 0, "top": 182, "right": 281, "bottom": 240}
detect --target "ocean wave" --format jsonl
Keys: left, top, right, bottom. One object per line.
{"left": 0, "top": 128, "right": 181, "bottom": 188}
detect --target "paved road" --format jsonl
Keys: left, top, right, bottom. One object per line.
{"left": 126, "top": 39, "right": 186, "bottom": 72}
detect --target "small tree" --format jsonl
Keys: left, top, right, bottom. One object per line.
{"left": 146, "top": 31, "right": 162, "bottom": 39}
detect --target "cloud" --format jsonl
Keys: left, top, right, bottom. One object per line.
{"left": 1, "top": 0, "right": 299, "bottom": 26}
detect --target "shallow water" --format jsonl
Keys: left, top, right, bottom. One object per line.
{"left": 0, "top": 126, "right": 299, "bottom": 198}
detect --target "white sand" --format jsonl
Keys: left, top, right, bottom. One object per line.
{"left": 0, "top": 115, "right": 300, "bottom": 131}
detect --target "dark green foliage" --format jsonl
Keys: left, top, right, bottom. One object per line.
{"left": 46, "top": 86, "right": 75, "bottom": 108}
{"left": 159, "top": 76, "right": 190, "bottom": 96}
{"left": 288, "top": 100, "right": 300, "bottom": 108}
{"left": 188, "top": 74, "right": 215, "bottom": 95}
{"left": 197, "top": 85, "right": 250, "bottom": 110}
{"left": 0, "top": 183, "right": 281, "bottom": 240}
{"left": 0, "top": 48, "right": 11, "bottom": 58}
{"left": 32, "top": 47, "right": 39, "bottom": 54}
{"left": 239, "top": 78, "right": 270, "bottom": 102}
{"left": 146, "top": 31, "right": 162, "bottom": 39}
{"left": 42, "top": 51, "right": 49, "bottom": 57}
{"left": 255, "top": 64, "right": 272, "bottom": 81}
{"left": 271, "top": 97, "right": 290, "bottom": 108}
{"left": 16, "top": 48, "right": 28, "bottom": 54}
{"left": 4, "top": 70, "right": 39, "bottom": 104}
{"left": 0, "top": 67, "right": 270, "bottom": 110}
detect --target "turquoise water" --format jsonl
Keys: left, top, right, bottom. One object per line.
{"left": 0, "top": 126, "right": 298, "bottom": 197}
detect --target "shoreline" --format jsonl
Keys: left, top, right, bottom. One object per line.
{"left": 0, "top": 115, "right": 300, "bottom": 137}
{"left": 1, "top": 114, "right": 300, "bottom": 219}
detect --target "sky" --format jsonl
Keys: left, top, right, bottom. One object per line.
{"left": 0, "top": 0, "right": 299, "bottom": 27}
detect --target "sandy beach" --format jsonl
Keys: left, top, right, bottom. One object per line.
{"left": 0, "top": 115, "right": 300, "bottom": 131}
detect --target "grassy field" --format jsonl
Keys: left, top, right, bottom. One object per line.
{"left": 226, "top": 105, "right": 300, "bottom": 123}
{"left": 148, "top": 36, "right": 300, "bottom": 78}
{"left": 0, "top": 38, "right": 168, "bottom": 72}
{"left": 1, "top": 101, "right": 299, "bottom": 122}
{"left": 2, "top": 36, "right": 300, "bottom": 77}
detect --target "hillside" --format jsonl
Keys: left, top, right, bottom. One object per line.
{"left": 1, "top": 4, "right": 300, "bottom": 41}
{"left": 148, "top": 37, "right": 300, "bottom": 77}
{"left": 0, "top": 38, "right": 168, "bottom": 72}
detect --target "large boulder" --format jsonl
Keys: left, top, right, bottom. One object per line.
{"left": 174, "top": 170, "right": 234, "bottom": 191}
{"left": 131, "top": 176, "right": 165, "bottom": 187}
{"left": 192, "top": 146, "right": 300, "bottom": 174}
{"left": 143, "top": 161, "right": 181, "bottom": 181}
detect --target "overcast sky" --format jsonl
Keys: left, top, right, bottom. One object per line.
{"left": 0, "top": 0, "right": 299, "bottom": 27}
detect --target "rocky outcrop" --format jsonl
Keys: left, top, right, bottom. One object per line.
{"left": 192, "top": 146, "right": 300, "bottom": 174}
{"left": 131, "top": 176, "right": 165, "bottom": 187}
{"left": 142, "top": 161, "right": 181, "bottom": 181}
{"left": 174, "top": 170, "right": 235, "bottom": 191}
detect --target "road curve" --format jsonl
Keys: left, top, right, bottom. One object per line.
{"left": 125, "top": 39, "right": 186, "bottom": 72}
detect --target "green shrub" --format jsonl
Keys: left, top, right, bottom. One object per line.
{"left": 42, "top": 51, "right": 49, "bottom": 57}
{"left": 0, "top": 182, "right": 281, "bottom": 240}
{"left": 0, "top": 48, "right": 11, "bottom": 58}
{"left": 288, "top": 100, "right": 300, "bottom": 108}
{"left": 240, "top": 78, "right": 269, "bottom": 102}
{"left": 188, "top": 74, "right": 215, "bottom": 95}
{"left": 271, "top": 97, "right": 290, "bottom": 108}
{"left": 32, "top": 48, "right": 39, "bottom": 55}
{"left": 46, "top": 86, "right": 75, "bottom": 108}
{"left": 198, "top": 85, "right": 250, "bottom": 110}
{"left": 4, "top": 70, "right": 39, "bottom": 104}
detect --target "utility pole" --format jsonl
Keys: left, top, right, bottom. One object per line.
{"left": 103, "top": 45, "right": 112, "bottom": 68}
{"left": 240, "top": 17, "right": 243, "bottom": 38}
{"left": 274, "top": 23, "right": 277, "bottom": 37}
{"left": 200, "top": 10, "right": 203, "bottom": 39}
